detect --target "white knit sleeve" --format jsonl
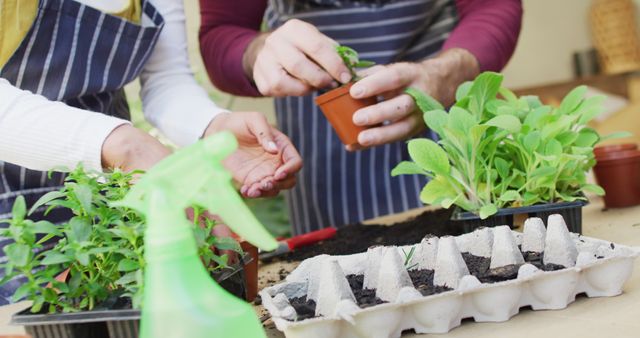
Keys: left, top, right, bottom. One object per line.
{"left": 0, "top": 78, "right": 129, "bottom": 172}
{"left": 139, "top": 0, "right": 228, "bottom": 147}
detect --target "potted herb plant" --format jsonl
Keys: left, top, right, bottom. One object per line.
{"left": 392, "top": 72, "right": 629, "bottom": 233}
{"left": 593, "top": 144, "right": 640, "bottom": 208}
{"left": 0, "top": 166, "right": 246, "bottom": 338}
{"left": 315, "top": 45, "right": 375, "bottom": 147}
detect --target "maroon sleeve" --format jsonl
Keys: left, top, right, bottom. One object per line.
{"left": 199, "top": 0, "right": 267, "bottom": 97}
{"left": 443, "top": 0, "right": 523, "bottom": 72}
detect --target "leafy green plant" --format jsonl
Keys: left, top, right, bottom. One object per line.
{"left": 393, "top": 72, "right": 630, "bottom": 219}
{"left": 336, "top": 45, "right": 374, "bottom": 81}
{"left": 0, "top": 166, "right": 241, "bottom": 313}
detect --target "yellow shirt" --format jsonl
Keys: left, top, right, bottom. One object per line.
{"left": 0, "top": 0, "right": 141, "bottom": 68}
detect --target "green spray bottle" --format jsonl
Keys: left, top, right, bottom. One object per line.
{"left": 115, "top": 131, "right": 278, "bottom": 338}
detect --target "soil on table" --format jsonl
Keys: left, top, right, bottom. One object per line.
{"left": 346, "top": 274, "right": 387, "bottom": 308}
{"left": 275, "top": 208, "right": 464, "bottom": 263}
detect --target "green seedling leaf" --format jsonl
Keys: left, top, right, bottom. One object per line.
{"left": 420, "top": 176, "right": 457, "bottom": 205}
{"left": 69, "top": 217, "right": 91, "bottom": 243}
{"left": 12, "top": 196, "right": 26, "bottom": 222}
{"left": 41, "top": 251, "right": 72, "bottom": 265}
{"left": 73, "top": 184, "right": 93, "bottom": 213}
{"left": 213, "top": 237, "right": 242, "bottom": 253}
{"left": 468, "top": 72, "right": 503, "bottom": 113}
{"left": 408, "top": 139, "right": 450, "bottom": 175}
{"left": 575, "top": 128, "right": 600, "bottom": 147}
{"left": 448, "top": 106, "right": 477, "bottom": 134}
{"left": 32, "top": 221, "right": 61, "bottom": 236}
{"left": 545, "top": 139, "right": 563, "bottom": 156}
{"left": 582, "top": 184, "right": 605, "bottom": 196}
{"left": 4, "top": 243, "right": 31, "bottom": 267}
{"left": 118, "top": 259, "right": 140, "bottom": 272}
{"left": 406, "top": 87, "right": 444, "bottom": 112}
{"left": 523, "top": 131, "right": 541, "bottom": 152}
{"left": 556, "top": 131, "right": 579, "bottom": 147}
{"left": 28, "top": 191, "right": 65, "bottom": 216}
{"left": 391, "top": 161, "right": 426, "bottom": 176}
{"left": 494, "top": 157, "right": 510, "bottom": 179}
{"left": 499, "top": 190, "right": 521, "bottom": 202}
{"left": 485, "top": 115, "right": 521, "bottom": 133}
{"left": 479, "top": 204, "right": 498, "bottom": 219}
{"left": 76, "top": 251, "right": 90, "bottom": 266}
{"left": 576, "top": 95, "right": 605, "bottom": 124}
{"left": 423, "top": 109, "right": 448, "bottom": 135}
{"left": 600, "top": 131, "right": 633, "bottom": 142}
{"left": 455, "top": 81, "right": 473, "bottom": 101}
{"left": 558, "top": 85, "right": 587, "bottom": 114}
{"left": 115, "top": 271, "right": 138, "bottom": 285}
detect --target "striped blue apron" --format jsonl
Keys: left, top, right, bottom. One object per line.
{"left": 0, "top": 0, "right": 164, "bottom": 305}
{"left": 266, "top": 0, "right": 458, "bottom": 234}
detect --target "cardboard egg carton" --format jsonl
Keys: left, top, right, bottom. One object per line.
{"left": 260, "top": 215, "right": 640, "bottom": 338}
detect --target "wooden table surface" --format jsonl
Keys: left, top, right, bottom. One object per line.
{"left": 2, "top": 196, "right": 640, "bottom": 337}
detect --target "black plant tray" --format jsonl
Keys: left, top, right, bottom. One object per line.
{"left": 11, "top": 255, "right": 251, "bottom": 338}
{"left": 452, "top": 199, "right": 588, "bottom": 234}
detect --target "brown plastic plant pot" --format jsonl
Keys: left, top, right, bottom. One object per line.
{"left": 593, "top": 149, "right": 640, "bottom": 208}
{"left": 594, "top": 143, "right": 638, "bottom": 159}
{"left": 315, "top": 83, "right": 377, "bottom": 147}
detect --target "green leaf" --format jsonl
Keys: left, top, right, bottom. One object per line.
{"left": 494, "top": 157, "right": 510, "bottom": 179}
{"left": 76, "top": 251, "right": 90, "bottom": 266}
{"left": 556, "top": 131, "right": 579, "bottom": 147}
{"left": 41, "top": 252, "right": 72, "bottom": 265}
{"left": 448, "top": 106, "right": 477, "bottom": 133}
{"left": 423, "top": 109, "right": 449, "bottom": 135}
{"left": 211, "top": 254, "right": 229, "bottom": 269}
{"left": 213, "top": 237, "right": 242, "bottom": 252}
{"left": 391, "top": 161, "right": 426, "bottom": 176}
{"left": 485, "top": 115, "right": 521, "bottom": 133}
{"left": 419, "top": 176, "right": 457, "bottom": 205}
{"left": 11, "top": 196, "right": 26, "bottom": 222}
{"left": 73, "top": 184, "right": 93, "bottom": 213}
{"left": 530, "top": 166, "right": 556, "bottom": 178}
{"left": 117, "top": 259, "right": 140, "bottom": 272}
{"left": 558, "top": 85, "right": 587, "bottom": 114}
{"left": 405, "top": 87, "right": 444, "bottom": 112}
{"left": 4, "top": 243, "right": 31, "bottom": 267}
{"left": 468, "top": 72, "right": 503, "bottom": 113}
{"left": 407, "top": 139, "right": 450, "bottom": 175}
{"left": 582, "top": 184, "right": 605, "bottom": 196}
{"left": 576, "top": 95, "right": 605, "bottom": 124}
{"left": 499, "top": 190, "right": 521, "bottom": 202}
{"left": 479, "top": 204, "right": 498, "bottom": 219}
{"left": 600, "top": 131, "right": 633, "bottom": 142}
{"left": 12, "top": 283, "right": 32, "bottom": 301}
{"left": 523, "top": 132, "right": 541, "bottom": 152}
{"left": 545, "top": 139, "right": 563, "bottom": 156}
{"left": 32, "top": 221, "right": 61, "bottom": 235}
{"left": 28, "top": 191, "right": 65, "bottom": 216}
{"left": 575, "top": 128, "right": 600, "bottom": 147}
{"left": 115, "top": 271, "right": 137, "bottom": 285}
{"left": 455, "top": 81, "right": 473, "bottom": 101}
{"left": 69, "top": 217, "right": 91, "bottom": 243}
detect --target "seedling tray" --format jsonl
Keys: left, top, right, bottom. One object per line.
{"left": 452, "top": 199, "right": 587, "bottom": 233}
{"left": 261, "top": 215, "right": 638, "bottom": 338}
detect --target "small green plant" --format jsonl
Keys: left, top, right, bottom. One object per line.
{"left": 336, "top": 45, "right": 374, "bottom": 81}
{"left": 393, "top": 72, "right": 630, "bottom": 219}
{"left": 0, "top": 166, "right": 241, "bottom": 313}
{"left": 402, "top": 246, "right": 418, "bottom": 270}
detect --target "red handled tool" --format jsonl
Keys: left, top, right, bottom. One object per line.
{"left": 259, "top": 227, "right": 337, "bottom": 260}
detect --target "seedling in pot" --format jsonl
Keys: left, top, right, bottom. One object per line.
{"left": 393, "top": 72, "right": 631, "bottom": 219}
{"left": 315, "top": 45, "right": 376, "bottom": 147}
{"left": 335, "top": 45, "right": 375, "bottom": 82}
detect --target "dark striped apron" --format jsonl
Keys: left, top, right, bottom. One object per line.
{"left": 266, "top": 0, "right": 458, "bottom": 234}
{"left": 0, "top": 0, "right": 164, "bottom": 305}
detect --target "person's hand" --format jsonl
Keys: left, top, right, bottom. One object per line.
{"left": 204, "top": 112, "right": 302, "bottom": 198}
{"left": 101, "top": 124, "right": 172, "bottom": 172}
{"left": 346, "top": 48, "right": 480, "bottom": 151}
{"left": 243, "top": 19, "right": 352, "bottom": 97}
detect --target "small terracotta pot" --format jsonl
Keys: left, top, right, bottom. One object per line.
{"left": 593, "top": 149, "right": 640, "bottom": 208}
{"left": 315, "top": 83, "right": 377, "bottom": 147}
{"left": 239, "top": 240, "right": 259, "bottom": 302}
{"left": 594, "top": 143, "right": 638, "bottom": 158}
